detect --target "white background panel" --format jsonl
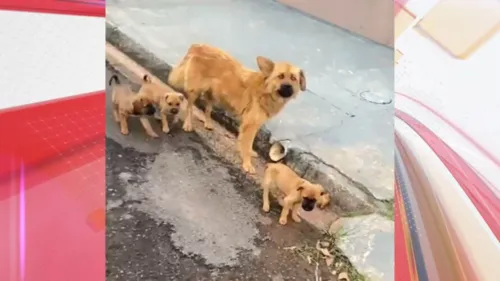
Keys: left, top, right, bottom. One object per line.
{"left": 0, "top": 11, "right": 104, "bottom": 110}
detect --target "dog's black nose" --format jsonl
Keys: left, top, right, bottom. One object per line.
{"left": 302, "top": 203, "right": 315, "bottom": 212}
{"left": 145, "top": 104, "right": 156, "bottom": 115}
{"left": 301, "top": 198, "right": 316, "bottom": 212}
{"left": 170, "top": 108, "right": 179, "bottom": 114}
{"left": 278, "top": 84, "right": 294, "bottom": 98}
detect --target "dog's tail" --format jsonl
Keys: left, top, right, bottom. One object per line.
{"left": 109, "top": 74, "right": 120, "bottom": 86}
{"left": 167, "top": 61, "right": 188, "bottom": 91}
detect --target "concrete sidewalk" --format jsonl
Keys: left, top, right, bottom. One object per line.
{"left": 106, "top": 1, "right": 394, "bottom": 279}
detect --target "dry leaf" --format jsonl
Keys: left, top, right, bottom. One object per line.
{"left": 319, "top": 248, "right": 332, "bottom": 257}
{"left": 316, "top": 241, "right": 332, "bottom": 257}
{"left": 337, "top": 272, "right": 350, "bottom": 281}
{"left": 325, "top": 257, "right": 334, "bottom": 266}
{"left": 283, "top": 246, "right": 297, "bottom": 251}
{"left": 320, "top": 241, "right": 330, "bottom": 248}
{"left": 307, "top": 255, "right": 312, "bottom": 264}
{"left": 331, "top": 270, "right": 337, "bottom": 276}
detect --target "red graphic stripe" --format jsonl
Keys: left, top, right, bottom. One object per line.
{"left": 395, "top": 181, "right": 415, "bottom": 281}
{"left": 0, "top": 91, "right": 105, "bottom": 198}
{"left": 396, "top": 109, "right": 500, "bottom": 240}
{"left": 396, "top": 92, "right": 500, "bottom": 169}
{"left": 0, "top": 0, "right": 105, "bottom": 17}
{"left": 0, "top": 92, "right": 105, "bottom": 281}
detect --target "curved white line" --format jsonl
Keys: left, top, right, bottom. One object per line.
{"left": 396, "top": 118, "right": 500, "bottom": 281}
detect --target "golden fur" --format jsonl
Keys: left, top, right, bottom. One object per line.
{"left": 110, "top": 74, "right": 158, "bottom": 137}
{"left": 168, "top": 44, "right": 306, "bottom": 173}
{"left": 138, "top": 75, "right": 184, "bottom": 134}
{"left": 262, "top": 163, "right": 330, "bottom": 225}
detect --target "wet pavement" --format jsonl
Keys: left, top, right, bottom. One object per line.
{"left": 105, "top": 68, "right": 339, "bottom": 281}
{"left": 106, "top": 0, "right": 394, "bottom": 201}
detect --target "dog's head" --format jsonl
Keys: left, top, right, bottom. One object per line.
{"left": 256, "top": 56, "right": 306, "bottom": 99}
{"left": 132, "top": 96, "right": 156, "bottom": 116}
{"left": 297, "top": 181, "right": 328, "bottom": 212}
{"left": 161, "top": 92, "right": 184, "bottom": 115}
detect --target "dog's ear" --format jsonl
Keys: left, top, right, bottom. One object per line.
{"left": 143, "top": 75, "right": 152, "bottom": 83}
{"left": 299, "top": 69, "right": 306, "bottom": 91}
{"left": 256, "top": 56, "right": 274, "bottom": 77}
{"left": 297, "top": 186, "right": 305, "bottom": 192}
{"left": 320, "top": 191, "right": 326, "bottom": 196}
{"left": 138, "top": 97, "right": 147, "bottom": 105}
{"left": 178, "top": 93, "right": 185, "bottom": 102}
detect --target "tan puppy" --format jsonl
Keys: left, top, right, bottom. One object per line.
{"left": 168, "top": 44, "right": 306, "bottom": 174}
{"left": 138, "top": 75, "right": 184, "bottom": 134}
{"left": 110, "top": 74, "right": 158, "bottom": 137}
{"left": 262, "top": 163, "right": 330, "bottom": 225}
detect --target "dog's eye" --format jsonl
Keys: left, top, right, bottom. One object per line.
{"left": 277, "top": 73, "right": 285, "bottom": 79}
{"left": 320, "top": 192, "right": 326, "bottom": 196}
{"left": 290, "top": 75, "right": 297, "bottom": 81}
{"left": 168, "top": 102, "right": 173, "bottom": 106}
{"left": 176, "top": 103, "right": 180, "bottom": 106}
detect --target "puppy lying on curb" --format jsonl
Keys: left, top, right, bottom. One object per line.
{"left": 138, "top": 75, "right": 184, "bottom": 134}
{"left": 262, "top": 163, "right": 330, "bottom": 225}
{"left": 110, "top": 74, "right": 158, "bottom": 137}
{"left": 167, "top": 44, "right": 306, "bottom": 174}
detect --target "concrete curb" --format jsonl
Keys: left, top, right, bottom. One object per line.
{"left": 106, "top": 21, "right": 393, "bottom": 218}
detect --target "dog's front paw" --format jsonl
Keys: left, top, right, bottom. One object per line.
{"left": 292, "top": 215, "right": 302, "bottom": 223}
{"left": 204, "top": 122, "right": 214, "bottom": 131}
{"left": 120, "top": 129, "right": 130, "bottom": 135}
{"left": 279, "top": 217, "right": 288, "bottom": 225}
{"left": 162, "top": 126, "right": 170, "bottom": 134}
{"left": 149, "top": 132, "right": 160, "bottom": 138}
{"left": 242, "top": 162, "right": 256, "bottom": 174}
{"left": 251, "top": 150, "right": 259, "bottom": 158}
{"left": 262, "top": 204, "right": 270, "bottom": 213}
{"left": 183, "top": 122, "right": 193, "bottom": 132}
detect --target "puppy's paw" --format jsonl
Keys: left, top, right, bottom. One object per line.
{"left": 262, "top": 204, "right": 270, "bottom": 213}
{"left": 251, "top": 150, "right": 259, "bottom": 158}
{"left": 162, "top": 126, "right": 170, "bottom": 134}
{"left": 183, "top": 122, "right": 193, "bottom": 132}
{"left": 279, "top": 217, "right": 288, "bottom": 225}
{"left": 120, "top": 129, "right": 130, "bottom": 135}
{"left": 292, "top": 215, "right": 302, "bottom": 223}
{"left": 242, "top": 162, "right": 256, "bottom": 174}
{"left": 148, "top": 132, "right": 160, "bottom": 138}
{"left": 204, "top": 122, "right": 214, "bottom": 130}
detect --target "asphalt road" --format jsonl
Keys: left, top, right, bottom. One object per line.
{"left": 105, "top": 66, "right": 335, "bottom": 281}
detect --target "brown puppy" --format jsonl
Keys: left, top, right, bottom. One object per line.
{"left": 110, "top": 74, "right": 158, "bottom": 137}
{"left": 168, "top": 44, "right": 306, "bottom": 174}
{"left": 262, "top": 163, "right": 330, "bottom": 225}
{"left": 138, "top": 75, "right": 184, "bottom": 134}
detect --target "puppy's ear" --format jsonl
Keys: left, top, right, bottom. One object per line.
{"left": 143, "top": 75, "right": 152, "bottom": 83}
{"left": 163, "top": 93, "right": 170, "bottom": 100}
{"left": 138, "top": 97, "right": 147, "bottom": 105}
{"left": 320, "top": 191, "right": 326, "bottom": 196}
{"left": 178, "top": 93, "right": 185, "bottom": 102}
{"left": 299, "top": 69, "right": 306, "bottom": 91}
{"left": 297, "top": 186, "right": 304, "bottom": 192}
{"left": 257, "top": 56, "right": 274, "bottom": 77}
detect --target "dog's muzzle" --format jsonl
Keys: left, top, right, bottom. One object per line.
{"left": 145, "top": 104, "right": 156, "bottom": 115}
{"left": 278, "top": 84, "right": 294, "bottom": 98}
{"left": 170, "top": 108, "right": 179, "bottom": 115}
{"left": 301, "top": 197, "right": 316, "bottom": 212}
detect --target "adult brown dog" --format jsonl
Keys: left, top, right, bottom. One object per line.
{"left": 139, "top": 75, "right": 184, "bottom": 134}
{"left": 167, "top": 44, "right": 306, "bottom": 174}
{"left": 110, "top": 74, "right": 158, "bottom": 137}
{"left": 262, "top": 163, "right": 330, "bottom": 225}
